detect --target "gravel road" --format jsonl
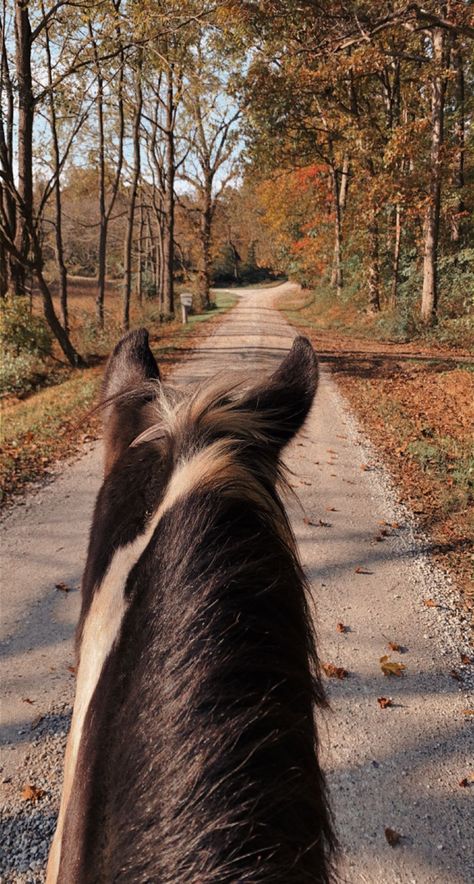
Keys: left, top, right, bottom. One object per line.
{"left": 1, "top": 283, "right": 472, "bottom": 883}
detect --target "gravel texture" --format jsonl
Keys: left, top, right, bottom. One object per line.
{"left": 1, "top": 284, "right": 472, "bottom": 883}
{"left": 0, "top": 707, "right": 71, "bottom": 883}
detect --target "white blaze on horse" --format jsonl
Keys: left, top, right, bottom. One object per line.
{"left": 47, "top": 329, "right": 336, "bottom": 883}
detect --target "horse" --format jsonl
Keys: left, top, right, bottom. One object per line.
{"left": 47, "top": 328, "right": 336, "bottom": 883}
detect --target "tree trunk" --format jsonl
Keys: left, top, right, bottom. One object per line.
{"left": 95, "top": 64, "right": 107, "bottom": 327}
{"left": 90, "top": 12, "right": 124, "bottom": 327}
{"left": 13, "top": 1, "right": 34, "bottom": 295}
{"left": 421, "top": 28, "right": 446, "bottom": 324}
{"left": 136, "top": 199, "right": 144, "bottom": 304}
{"left": 0, "top": 19, "right": 16, "bottom": 293}
{"left": 330, "top": 165, "right": 343, "bottom": 297}
{"left": 391, "top": 203, "right": 402, "bottom": 308}
{"left": 122, "top": 64, "right": 142, "bottom": 331}
{"left": 451, "top": 43, "right": 465, "bottom": 244}
{"left": 367, "top": 213, "right": 381, "bottom": 313}
{"left": 44, "top": 7, "right": 68, "bottom": 331}
{"left": 197, "top": 182, "right": 213, "bottom": 311}
{"left": 0, "top": 237, "right": 8, "bottom": 296}
{"left": 162, "top": 67, "right": 175, "bottom": 317}
{"left": 28, "top": 225, "right": 85, "bottom": 366}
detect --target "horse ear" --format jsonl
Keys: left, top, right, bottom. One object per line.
{"left": 102, "top": 329, "right": 160, "bottom": 475}
{"left": 242, "top": 336, "right": 318, "bottom": 450}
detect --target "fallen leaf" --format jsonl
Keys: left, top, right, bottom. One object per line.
{"left": 326, "top": 506, "right": 338, "bottom": 512}
{"left": 55, "top": 582, "right": 71, "bottom": 593}
{"left": 21, "top": 698, "right": 35, "bottom": 705}
{"left": 67, "top": 665, "right": 77, "bottom": 675}
{"left": 377, "top": 697, "right": 393, "bottom": 709}
{"left": 21, "top": 785, "right": 45, "bottom": 803}
{"left": 375, "top": 534, "right": 385, "bottom": 542}
{"left": 355, "top": 566, "right": 373, "bottom": 575}
{"left": 460, "top": 654, "right": 472, "bottom": 665}
{"left": 380, "top": 655, "right": 406, "bottom": 677}
{"left": 322, "top": 662, "right": 348, "bottom": 680}
{"left": 388, "top": 642, "right": 402, "bottom": 652}
{"left": 336, "top": 622, "right": 348, "bottom": 633}
{"left": 385, "top": 827, "right": 401, "bottom": 847}
{"left": 450, "top": 669, "right": 462, "bottom": 681}
{"left": 391, "top": 522, "right": 400, "bottom": 530}
{"left": 423, "top": 598, "right": 439, "bottom": 608}
{"left": 459, "top": 774, "right": 474, "bottom": 788}
{"left": 319, "top": 519, "right": 332, "bottom": 527}
{"left": 303, "top": 516, "right": 318, "bottom": 527}
{"left": 462, "top": 709, "right": 474, "bottom": 716}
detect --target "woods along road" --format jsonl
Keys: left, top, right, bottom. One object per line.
{"left": 1, "top": 283, "right": 472, "bottom": 883}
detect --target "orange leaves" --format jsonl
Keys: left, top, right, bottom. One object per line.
{"left": 377, "top": 697, "right": 393, "bottom": 709}
{"left": 423, "top": 598, "right": 439, "bottom": 608}
{"left": 336, "top": 622, "right": 348, "bottom": 634}
{"left": 21, "top": 784, "right": 45, "bottom": 803}
{"left": 322, "top": 662, "right": 348, "bottom": 680}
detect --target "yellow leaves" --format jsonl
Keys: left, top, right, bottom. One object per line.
{"left": 380, "top": 655, "right": 406, "bottom": 677}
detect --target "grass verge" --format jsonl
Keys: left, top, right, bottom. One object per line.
{"left": 0, "top": 291, "right": 236, "bottom": 507}
{"left": 278, "top": 286, "right": 474, "bottom": 610}
{"left": 281, "top": 283, "right": 474, "bottom": 353}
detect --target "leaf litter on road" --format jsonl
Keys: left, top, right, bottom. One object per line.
{"left": 322, "top": 662, "right": 348, "bottom": 679}
{"left": 21, "top": 785, "right": 45, "bottom": 803}
{"left": 384, "top": 827, "right": 402, "bottom": 847}
{"left": 380, "top": 655, "right": 406, "bottom": 677}
{"left": 377, "top": 697, "right": 393, "bottom": 709}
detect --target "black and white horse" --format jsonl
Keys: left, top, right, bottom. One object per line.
{"left": 48, "top": 329, "right": 336, "bottom": 883}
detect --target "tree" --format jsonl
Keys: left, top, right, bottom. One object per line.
{"left": 180, "top": 39, "right": 241, "bottom": 309}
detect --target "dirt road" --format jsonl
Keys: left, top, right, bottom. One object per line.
{"left": 1, "top": 283, "right": 472, "bottom": 882}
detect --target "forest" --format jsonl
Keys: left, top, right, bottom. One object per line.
{"left": 0, "top": 0, "right": 473, "bottom": 389}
